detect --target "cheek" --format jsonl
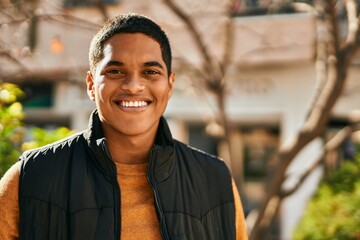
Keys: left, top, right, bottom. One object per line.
{"left": 155, "top": 82, "right": 172, "bottom": 99}
{"left": 94, "top": 83, "right": 108, "bottom": 100}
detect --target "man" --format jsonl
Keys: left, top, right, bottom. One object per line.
{"left": 0, "top": 13, "right": 247, "bottom": 239}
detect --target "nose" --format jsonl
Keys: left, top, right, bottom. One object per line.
{"left": 121, "top": 73, "right": 145, "bottom": 93}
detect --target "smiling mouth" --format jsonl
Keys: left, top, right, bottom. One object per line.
{"left": 116, "top": 100, "right": 149, "bottom": 108}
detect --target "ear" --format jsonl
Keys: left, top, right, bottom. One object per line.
{"left": 86, "top": 71, "right": 95, "bottom": 101}
{"left": 167, "top": 72, "right": 176, "bottom": 99}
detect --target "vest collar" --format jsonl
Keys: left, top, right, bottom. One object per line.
{"left": 83, "top": 109, "right": 176, "bottom": 182}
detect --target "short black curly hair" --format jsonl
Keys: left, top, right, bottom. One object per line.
{"left": 89, "top": 13, "right": 172, "bottom": 76}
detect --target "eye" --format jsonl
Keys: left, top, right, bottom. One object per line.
{"left": 105, "top": 69, "right": 125, "bottom": 78}
{"left": 107, "top": 69, "right": 122, "bottom": 74}
{"left": 144, "top": 69, "right": 159, "bottom": 75}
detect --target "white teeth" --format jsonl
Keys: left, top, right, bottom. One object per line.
{"left": 120, "top": 100, "right": 147, "bottom": 108}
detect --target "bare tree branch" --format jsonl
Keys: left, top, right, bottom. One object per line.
{"left": 249, "top": 0, "right": 360, "bottom": 238}
{"left": 307, "top": 2, "right": 328, "bottom": 116}
{"left": 0, "top": 13, "right": 101, "bottom": 30}
{"left": 162, "top": 0, "right": 248, "bottom": 179}
{"left": 280, "top": 124, "right": 359, "bottom": 198}
{"left": 290, "top": 2, "right": 316, "bottom": 13}
{"left": 246, "top": 124, "right": 358, "bottom": 235}
{"left": 342, "top": 0, "right": 359, "bottom": 50}
{"left": 0, "top": 48, "right": 32, "bottom": 74}
{"left": 247, "top": 124, "right": 357, "bottom": 238}
{"left": 0, "top": 10, "right": 101, "bottom": 75}
{"left": 301, "top": 0, "right": 339, "bottom": 134}
{"left": 162, "top": 0, "right": 215, "bottom": 79}
{"left": 220, "top": 1, "right": 236, "bottom": 75}
{"left": 94, "top": 0, "right": 109, "bottom": 22}
{"left": 0, "top": 7, "right": 18, "bottom": 20}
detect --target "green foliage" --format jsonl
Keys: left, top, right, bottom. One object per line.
{"left": 21, "top": 127, "right": 75, "bottom": 151}
{"left": 293, "top": 151, "right": 360, "bottom": 240}
{"left": 0, "top": 82, "right": 74, "bottom": 178}
{"left": 0, "top": 82, "right": 25, "bottom": 177}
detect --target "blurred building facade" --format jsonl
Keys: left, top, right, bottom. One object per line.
{"left": 1, "top": 0, "right": 360, "bottom": 239}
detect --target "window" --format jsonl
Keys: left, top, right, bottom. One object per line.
{"left": 64, "top": 0, "right": 119, "bottom": 8}
{"left": 20, "top": 82, "right": 54, "bottom": 108}
{"left": 242, "top": 126, "right": 279, "bottom": 181}
{"left": 232, "top": 0, "right": 314, "bottom": 17}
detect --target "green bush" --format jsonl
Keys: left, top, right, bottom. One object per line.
{"left": 21, "top": 127, "right": 75, "bottom": 151}
{"left": 293, "top": 150, "right": 360, "bottom": 240}
{"left": 0, "top": 82, "right": 25, "bottom": 177}
{"left": 0, "top": 82, "right": 74, "bottom": 177}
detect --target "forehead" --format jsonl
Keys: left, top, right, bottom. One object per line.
{"left": 103, "top": 33, "right": 162, "bottom": 57}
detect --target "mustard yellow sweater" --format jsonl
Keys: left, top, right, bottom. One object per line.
{"left": 0, "top": 161, "right": 248, "bottom": 239}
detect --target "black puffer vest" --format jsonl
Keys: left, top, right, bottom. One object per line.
{"left": 19, "top": 110, "right": 236, "bottom": 240}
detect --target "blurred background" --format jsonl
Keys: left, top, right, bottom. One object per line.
{"left": 1, "top": 0, "right": 360, "bottom": 239}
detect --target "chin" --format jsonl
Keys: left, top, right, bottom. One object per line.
{"left": 118, "top": 122, "right": 154, "bottom": 136}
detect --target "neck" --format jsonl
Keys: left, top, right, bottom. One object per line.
{"left": 104, "top": 130, "right": 156, "bottom": 165}
{"left": 113, "top": 140, "right": 153, "bottom": 165}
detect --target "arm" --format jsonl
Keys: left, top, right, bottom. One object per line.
{"left": 232, "top": 179, "right": 248, "bottom": 240}
{"left": 0, "top": 161, "right": 21, "bottom": 240}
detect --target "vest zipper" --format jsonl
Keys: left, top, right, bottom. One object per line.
{"left": 101, "top": 141, "right": 121, "bottom": 240}
{"left": 147, "top": 148, "right": 170, "bottom": 240}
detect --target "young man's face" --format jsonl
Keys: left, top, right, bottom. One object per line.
{"left": 87, "top": 33, "right": 175, "bottom": 138}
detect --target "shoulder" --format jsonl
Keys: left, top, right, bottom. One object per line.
{"left": 173, "top": 139, "right": 231, "bottom": 178}
{"left": 19, "top": 131, "right": 86, "bottom": 178}
{"left": 0, "top": 161, "right": 21, "bottom": 239}
{"left": 0, "top": 161, "right": 21, "bottom": 194}
{"left": 18, "top": 131, "right": 88, "bottom": 196}
{"left": 20, "top": 131, "right": 85, "bottom": 163}
{"left": 174, "top": 140, "right": 227, "bottom": 166}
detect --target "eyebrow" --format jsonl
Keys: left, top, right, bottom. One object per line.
{"left": 143, "top": 61, "right": 164, "bottom": 69}
{"left": 104, "top": 60, "right": 125, "bottom": 67}
{"left": 103, "top": 60, "right": 164, "bottom": 70}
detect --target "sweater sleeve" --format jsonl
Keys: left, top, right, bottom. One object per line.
{"left": 232, "top": 179, "right": 248, "bottom": 240}
{"left": 0, "top": 161, "right": 21, "bottom": 240}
